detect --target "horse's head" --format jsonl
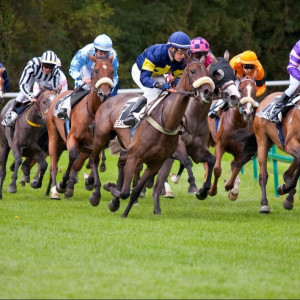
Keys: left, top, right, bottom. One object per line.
{"left": 0, "top": 68, "right": 5, "bottom": 104}
{"left": 209, "top": 51, "right": 241, "bottom": 108}
{"left": 89, "top": 54, "right": 114, "bottom": 103}
{"left": 238, "top": 75, "right": 257, "bottom": 121}
{"left": 179, "top": 58, "right": 215, "bottom": 103}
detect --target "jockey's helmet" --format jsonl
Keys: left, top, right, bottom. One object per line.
{"left": 94, "top": 34, "right": 113, "bottom": 52}
{"left": 167, "top": 31, "right": 191, "bottom": 50}
{"left": 190, "top": 37, "right": 210, "bottom": 53}
{"left": 240, "top": 50, "right": 258, "bottom": 65}
{"left": 41, "top": 50, "right": 58, "bottom": 65}
{"left": 57, "top": 58, "right": 62, "bottom": 67}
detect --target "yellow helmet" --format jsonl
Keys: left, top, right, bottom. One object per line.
{"left": 240, "top": 50, "right": 258, "bottom": 65}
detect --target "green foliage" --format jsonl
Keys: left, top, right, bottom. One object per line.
{"left": 0, "top": 0, "right": 299, "bottom": 90}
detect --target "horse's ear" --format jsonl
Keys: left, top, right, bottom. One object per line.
{"left": 209, "top": 51, "right": 218, "bottom": 66}
{"left": 224, "top": 49, "right": 230, "bottom": 61}
{"left": 108, "top": 54, "right": 114, "bottom": 61}
{"left": 199, "top": 55, "right": 206, "bottom": 64}
{"left": 253, "top": 69, "right": 258, "bottom": 80}
{"left": 88, "top": 54, "right": 97, "bottom": 62}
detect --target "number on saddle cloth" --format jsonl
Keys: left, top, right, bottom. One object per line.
{"left": 114, "top": 97, "right": 140, "bottom": 128}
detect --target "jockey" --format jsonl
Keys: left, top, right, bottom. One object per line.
{"left": 33, "top": 57, "right": 68, "bottom": 95}
{"left": 123, "top": 31, "right": 191, "bottom": 126}
{"left": 69, "top": 34, "right": 119, "bottom": 95}
{"left": 269, "top": 39, "right": 300, "bottom": 123}
{"left": 230, "top": 50, "right": 266, "bottom": 97}
{"left": 0, "top": 61, "right": 10, "bottom": 93}
{"left": 189, "top": 37, "right": 212, "bottom": 68}
{"left": 2, "top": 50, "right": 60, "bottom": 127}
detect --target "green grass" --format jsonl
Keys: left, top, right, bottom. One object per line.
{"left": 0, "top": 151, "right": 299, "bottom": 299}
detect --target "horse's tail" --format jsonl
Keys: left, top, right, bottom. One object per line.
{"left": 38, "top": 126, "right": 49, "bottom": 153}
{"left": 231, "top": 129, "right": 257, "bottom": 168}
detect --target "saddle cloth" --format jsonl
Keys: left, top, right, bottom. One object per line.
{"left": 256, "top": 94, "right": 300, "bottom": 121}
{"left": 54, "top": 90, "right": 90, "bottom": 119}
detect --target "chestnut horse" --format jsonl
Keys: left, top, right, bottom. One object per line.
{"left": 0, "top": 91, "right": 57, "bottom": 199}
{"left": 251, "top": 92, "right": 300, "bottom": 213}
{"left": 207, "top": 75, "right": 257, "bottom": 200}
{"left": 46, "top": 56, "right": 114, "bottom": 199}
{"left": 89, "top": 58, "right": 215, "bottom": 217}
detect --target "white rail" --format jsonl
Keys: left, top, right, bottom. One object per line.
{"left": 3, "top": 80, "right": 290, "bottom": 98}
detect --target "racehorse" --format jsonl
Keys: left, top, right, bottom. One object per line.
{"left": 207, "top": 75, "right": 257, "bottom": 200}
{"left": 152, "top": 50, "right": 242, "bottom": 198}
{"left": 237, "top": 91, "right": 300, "bottom": 213}
{"left": 89, "top": 58, "right": 215, "bottom": 217}
{"left": 0, "top": 91, "right": 57, "bottom": 199}
{"left": 0, "top": 67, "right": 5, "bottom": 103}
{"left": 46, "top": 56, "right": 114, "bottom": 199}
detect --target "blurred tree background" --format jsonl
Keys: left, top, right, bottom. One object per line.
{"left": 0, "top": 0, "right": 299, "bottom": 92}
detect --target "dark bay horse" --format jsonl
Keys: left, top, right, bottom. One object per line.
{"left": 251, "top": 92, "right": 300, "bottom": 213}
{"left": 207, "top": 75, "right": 257, "bottom": 200}
{"left": 0, "top": 91, "right": 57, "bottom": 199}
{"left": 89, "top": 59, "right": 215, "bottom": 217}
{"left": 46, "top": 56, "right": 114, "bottom": 199}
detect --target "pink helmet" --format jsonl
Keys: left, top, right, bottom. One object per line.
{"left": 190, "top": 37, "right": 210, "bottom": 53}
{"left": 57, "top": 58, "right": 62, "bottom": 67}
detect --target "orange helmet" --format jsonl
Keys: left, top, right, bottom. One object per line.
{"left": 240, "top": 50, "right": 258, "bottom": 65}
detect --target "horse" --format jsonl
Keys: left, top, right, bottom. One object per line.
{"left": 46, "top": 55, "right": 114, "bottom": 199}
{"left": 89, "top": 58, "right": 215, "bottom": 217}
{"left": 237, "top": 91, "right": 300, "bottom": 213}
{"left": 0, "top": 90, "right": 57, "bottom": 199}
{"left": 151, "top": 50, "right": 242, "bottom": 199}
{"left": 207, "top": 75, "right": 257, "bottom": 200}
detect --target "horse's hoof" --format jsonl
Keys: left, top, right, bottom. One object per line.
{"left": 196, "top": 189, "right": 208, "bottom": 200}
{"left": 108, "top": 200, "right": 119, "bottom": 212}
{"left": 85, "top": 183, "right": 94, "bottom": 191}
{"left": 51, "top": 186, "right": 60, "bottom": 199}
{"left": 56, "top": 183, "right": 67, "bottom": 193}
{"left": 20, "top": 181, "right": 26, "bottom": 187}
{"left": 21, "top": 175, "right": 30, "bottom": 183}
{"left": 277, "top": 185, "right": 285, "bottom": 195}
{"left": 283, "top": 200, "right": 293, "bottom": 210}
{"left": 50, "top": 196, "right": 61, "bottom": 200}
{"left": 139, "top": 191, "right": 145, "bottom": 198}
{"left": 188, "top": 186, "right": 199, "bottom": 194}
{"left": 100, "top": 165, "right": 106, "bottom": 172}
{"left": 7, "top": 186, "right": 16, "bottom": 193}
{"left": 170, "top": 174, "right": 180, "bottom": 184}
{"left": 64, "top": 188, "right": 74, "bottom": 198}
{"left": 164, "top": 191, "right": 174, "bottom": 199}
{"left": 153, "top": 209, "right": 161, "bottom": 215}
{"left": 30, "top": 181, "right": 41, "bottom": 189}
{"left": 228, "top": 190, "right": 238, "bottom": 201}
{"left": 259, "top": 205, "right": 270, "bottom": 214}
{"left": 208, "top": 189, "right": 217, "bottom": 197}
{"left": 134, "top": 200, "right": 139, "bottom": 206}
{"left": 103, "top": 182, "right": 116, "bottom": 192}
{"left": 89, "top": 194, "right": 100, "bottom": 206}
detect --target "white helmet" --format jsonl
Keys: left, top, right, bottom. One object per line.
{"left": 41, "top": 50, "right": 58, "bottom": 65}
{"left": 94, "top": 34, "right": 113, "bottom": 52}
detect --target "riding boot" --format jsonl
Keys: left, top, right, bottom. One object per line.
{"left": 269, "top": 93, "right": 290, "bottom": 123}
{"left": 208, "top": 99, "right": 224, "bottom": 119}
{"left": 2, "top": 100, "right": 22, "bottom": 126}
{"left": 123, "top": 96, "right": 147, "bottom": 126}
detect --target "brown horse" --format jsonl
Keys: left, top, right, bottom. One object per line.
{"left": 46, "top": 56, "right": 114, "bottom": 199}
{"left": 252, "top": 92, "right": 300, "bottom": 213}
{"left": 89, "top": 58, "right": 215, "bottom": 217}
{"left": 207, "top": 75, "right": 257, "bottom": 200}
{"left": 0, "top": 91, "right": 57, "bottom": 199}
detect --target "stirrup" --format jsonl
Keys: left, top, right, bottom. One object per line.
{"left": 56, "top": 108, "right": 68, "bottom": 119}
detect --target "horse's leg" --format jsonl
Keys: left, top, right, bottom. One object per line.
{"left": 122, "top": 165, "right": 160, "bottom": 218}
{"left": 30, "top": 153, "right": 48, "bottom": 189}
{"left": 20, "top": 157, "right": 32, "bottom": 186}
{"left": 0, "top": 142, "right": 10, "bottom": 199}
{"left": 107, "top": 150, "right": 127, "bottom": 212}
{"left": 257, "top": 141, "right": 271, "bottom": 213}
{"left": 224, "top": 159, "right": 242, "bottom": 201}
{"left": 208, "top": 143, "right": 224, "bottom": 197}
{"left": 65, "top": 152, "right": 89, "bottom": 198}
{"left": 100, "top": 149, "right": 106, "bottom": 172}
{"left": 153, "top": 158, "right": 174, "bottom": 214}
{"left": 8, "top": 148, "right": 22, "bottom": 193}
{"left": 49, "top": 145, "right": 64, "bottom": 199}
{"left": 196, "top": 149, "right": 216, "bottom": 200}
{"left": 170, "top": 163, "right": 185, "bottom": 184}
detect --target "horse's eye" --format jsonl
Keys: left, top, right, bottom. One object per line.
{"left": 190, "top": 69, "right": 195, "bottom": 74}
{"left": 94, "top": 70, "right": 99, "bottom": 75}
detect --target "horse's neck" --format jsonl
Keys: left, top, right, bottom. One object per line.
{"left": 186, "top": 98, "right": 211, "bottom": 124}
{"left": 87, "top": 90, "right": 100, "bottom": 115}
{"left": 232, "top": 107, "right": 248, "bottom": 128}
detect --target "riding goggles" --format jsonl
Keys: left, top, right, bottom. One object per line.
{"left": 242, "top": 64, "right": 255, "bottom": 70}
{"left": 42, "top": 63, "right": 55, "bottom": 70}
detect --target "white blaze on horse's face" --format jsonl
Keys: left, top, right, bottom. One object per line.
{"left": 221, "top": 80, "right": 240, "bottom": 108}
